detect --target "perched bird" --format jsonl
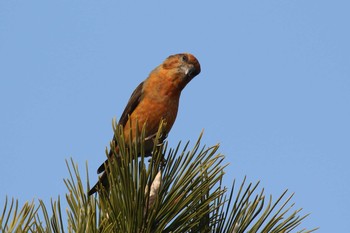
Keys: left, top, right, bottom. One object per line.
{"left": 88, "top": 53, "right": 201, "bottom": 195}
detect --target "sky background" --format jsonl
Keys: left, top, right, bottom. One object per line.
{"left": 1, "top": 1, "right": 349, "bottom": 232}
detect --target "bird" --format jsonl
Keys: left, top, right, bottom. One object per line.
{"left": 88, "top": 53, "right": 201, "bottom": 195}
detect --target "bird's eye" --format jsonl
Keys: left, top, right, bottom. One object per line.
{"left": 181, "top": 55, "right": 188, "bottom": 62}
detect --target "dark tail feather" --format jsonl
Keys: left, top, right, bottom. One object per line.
{"left": 89, "top": 154, "right": 118, "bottom": 195}
{"left": 88, "top": 172, "right": 108, "bottom": 196}
{"left": 97, "top": 148, "right": 120, "bottom": 174}
{"left": 97, "top": 159, "right": 108, "bottom": 174}
{"left": 89, "top": 146, "right": 155, "bottom": 196}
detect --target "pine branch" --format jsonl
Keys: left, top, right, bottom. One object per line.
{"left": 0, "top": 121, "right": 318, "bottom": 232}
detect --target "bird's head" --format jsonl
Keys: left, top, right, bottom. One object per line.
{"left": 161, "top": 53, "right": 201, "bottom": 90}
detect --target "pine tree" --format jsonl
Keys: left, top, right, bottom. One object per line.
{"left": 0, "top": 122, "right": 317, "bottom": 232}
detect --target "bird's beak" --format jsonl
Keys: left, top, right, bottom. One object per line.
{"left": 184, "top": 63, "right": 201, "bottom": 78}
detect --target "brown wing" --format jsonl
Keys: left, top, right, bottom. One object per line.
{"left": 118, "top": 81, "right": 144, "bottom": 126}
{"left": 96, "top": 81, "right": 144, "bottom": 174}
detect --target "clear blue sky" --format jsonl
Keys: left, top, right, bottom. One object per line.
{"left": 1, "top": 1, "right": 349, "bottom": 232}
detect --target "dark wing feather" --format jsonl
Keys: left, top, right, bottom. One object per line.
{"left": 96, "top": 81, "right": 144, "bottom": 174}
{"left": 118, "top": 81, "right": 144, "bottom": 126}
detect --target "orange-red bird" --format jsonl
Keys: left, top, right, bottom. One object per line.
{"left": 88, "top": 53, "right": 201, "bottom": 195}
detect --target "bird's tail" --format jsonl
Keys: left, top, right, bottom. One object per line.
{"left": 88, "top": 171, "right": 108, "bottom": 196}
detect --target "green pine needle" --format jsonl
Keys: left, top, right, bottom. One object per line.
{"left": 0, "top": 121, "right": 318, "bottom": 232}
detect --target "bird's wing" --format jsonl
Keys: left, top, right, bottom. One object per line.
{"left": 118, "top": 81, "right": 144, "bottom": 126}
{"left": 96, "top": 81, "right": 144, "bottom": 174}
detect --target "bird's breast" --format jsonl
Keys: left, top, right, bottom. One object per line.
{"left": 123, "top": 94, "right": 180, "bottom": 141}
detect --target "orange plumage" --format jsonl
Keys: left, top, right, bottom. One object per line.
{"left": 88, "top": 53, "right": 201, "bottom": 195}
